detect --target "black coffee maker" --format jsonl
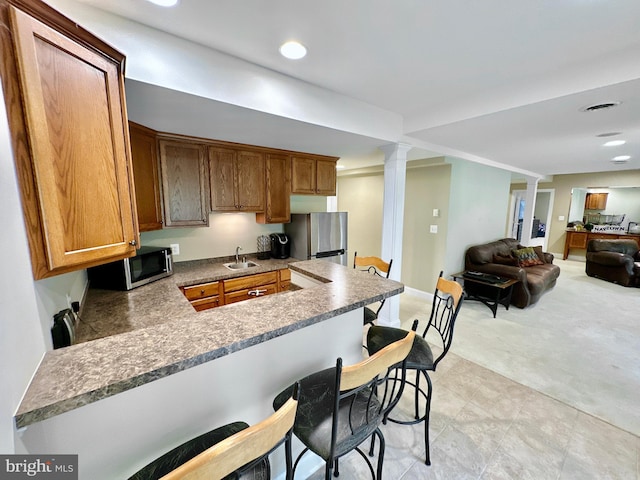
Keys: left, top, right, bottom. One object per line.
{"left": 269, "top": 233, "right": 290, "bottom": 259}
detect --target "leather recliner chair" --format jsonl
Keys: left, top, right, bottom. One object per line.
{"left": 585, "top": 239, "right": 640, "bottom": 287}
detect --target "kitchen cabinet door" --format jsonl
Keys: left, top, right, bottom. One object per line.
{"left": 291, "top": 156, "right": 316, "bottom": 194}
{"left": 316, "top": 158, "right": 337, "bottom": 195}
{"left": 159, "top": 138, "right": 209, "bottom": 227}
{"left": 130, "top": 122, "right": 163, "bottom": 232}
{"left": 257, "top": 153, "right": 290, "bottom": 224}
{"left": 209, "top": 147, "right": 264, "bottom": 212}
{"left": 291, "top": 155, "right": 338, "bottom": 195}
{"left": 2, "top": 1, "right": 138, "bottom": 279}
{"left": 585, "top": 193, "right": 608, "bottom": 210}
{"left": 235, "top": 150, "right": 265, "bottom": 211}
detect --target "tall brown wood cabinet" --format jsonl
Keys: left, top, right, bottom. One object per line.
{"left": 129, "top": 122, "right": 163, "bottom": 232}
{"left": 209, "top": 147, "right": 265, "bottom": 212}
{"left": 0, "top": 0, "right": 139, "bottom": 279}
{"left": 158, "top": 138, "right": 209, "bottom": 227}
{"left": 291, "top": 155, "right": 338, "bottom": 195}
{"left": 256, "top": 153, "right": 291, "bottom": 224}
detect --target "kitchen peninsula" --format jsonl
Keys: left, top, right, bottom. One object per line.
{"left": 14, "top": 259, "right": 403, "bottom": 479}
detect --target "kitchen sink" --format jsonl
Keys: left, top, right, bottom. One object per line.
{"left": 224, "top": 261, "right": 260, "bottom": 270}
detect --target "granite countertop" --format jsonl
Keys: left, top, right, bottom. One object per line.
{"left": 15, "top": 258, "right": 404, "bottom": 428}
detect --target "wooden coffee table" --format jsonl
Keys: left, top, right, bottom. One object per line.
{"left": 452, "top": 271, "right": 519, "bottom": 318}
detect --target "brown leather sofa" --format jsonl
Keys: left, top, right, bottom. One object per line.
{"left": 464, "top": 238, "right": 561, "bottom": 308}
{"left": 585, "top": 239, "right": 640, "bottom": 287}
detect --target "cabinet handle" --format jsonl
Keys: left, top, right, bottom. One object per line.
{"left": 129, "top": 240, "right": 137, "bottom": 246}
{"left": 200, "top": 289, "right": 205, "bottom": 294}
{"left": 248, "top": 289, "right": 267, "bottom": 297}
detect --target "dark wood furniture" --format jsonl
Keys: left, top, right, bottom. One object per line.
{"left": 452, "top": 272, "right": 519, "bottom": 318}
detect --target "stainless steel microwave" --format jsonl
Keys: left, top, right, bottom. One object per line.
{"left": 88, "top": 246, "right": 173, "bottom": 290}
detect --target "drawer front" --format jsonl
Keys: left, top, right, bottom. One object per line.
{"left": 224, "top": 283, "right": 278, "bottom": 304}
{"left": 190, "top": 296, "right": 221, "bottom": 311}
{"left": 183, "top": 281, "right": 221, "bottom": 300}
{"left": 224, "top": 272, "right": 278, "bottom": 293}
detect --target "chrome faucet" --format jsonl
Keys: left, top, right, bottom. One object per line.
{"left": 235, "top": 246, "right": 242, "bottom": 264}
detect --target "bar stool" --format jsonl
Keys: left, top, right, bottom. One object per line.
{"left": 129, "top": 384, "right": 299, "bottom": 480}
{"left": 353, "top": 251, "right": 393, "bottom": 326}
{"left": 273, "top": 330, "right": 414, "bottom": 480}
{"left": 366, "top": 272, "right": 463, "bottom": 465}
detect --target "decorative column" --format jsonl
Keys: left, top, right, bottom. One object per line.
{"left": 376, "top": 143, "right": 412, "bottom": 327}
{"left": 520, "top": 177, "right": 539, "bottom": 246}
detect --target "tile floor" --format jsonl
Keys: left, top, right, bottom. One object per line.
{"left": 306, "top": 351, "right": 639, "bottom": 480}
{"left": 302, "top": 291, "right": 640, "bottom": 480}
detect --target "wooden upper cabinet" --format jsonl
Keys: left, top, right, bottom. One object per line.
{"left": 256, "top": 153, "right": 291, "bottom": 224}
{"left": 2, "top": 1, "right": 138, "bottom": 279}
{"left": 129, "top": 122, "right": 163, "bottom": 232}
{"left": 158, "top": 138, "right": 209, "bottom": 227}
{"left": 209, "top": 147, "right": 265, "bottom": 212}
{"left": 316, "top": 158, "right": 338, "bottom": 195}
{"left": 291, "top": 155, "right": 337, "bottom": 195}
{"left": 585, "top": 193, "right": 608, "bottom": 210}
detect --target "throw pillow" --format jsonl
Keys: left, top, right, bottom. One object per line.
{"left": 493, "top": 254, "right": 518, "bottom": 266}
{"left": 512, "top": 247, "right": 544, "bottom": 267}
{"left": 532, "top": 246, "right": 547, "bottom": 264}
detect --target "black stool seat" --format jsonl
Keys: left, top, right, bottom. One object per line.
{"left": 274, "top": 367, "right": 383, "bottom": 461}
{"left": 367, "top": 326, "right": 435, "bottom": 371}
{"left": 129, "top": 422, "right": 269, "bottom": 480}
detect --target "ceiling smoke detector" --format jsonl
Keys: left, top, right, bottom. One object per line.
{"left": 580, "top": 102, "right": 621, "bottom": 113}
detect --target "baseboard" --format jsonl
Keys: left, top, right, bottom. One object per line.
{"left": 404, "top": 286, "right": 434, "bottom": 302}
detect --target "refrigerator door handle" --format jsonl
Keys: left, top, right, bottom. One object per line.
{"left": 315, "top": 249, "right": 345, "bottom": 258}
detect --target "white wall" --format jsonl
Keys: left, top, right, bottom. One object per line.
{"left": 0, "top": 84, "right": 47, "bottom": 453}
{"left": 444, "top": 157, "right": 512, "bottom": 275}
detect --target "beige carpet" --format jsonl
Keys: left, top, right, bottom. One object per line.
{"left": 400, "top": 258, "right": 640, "bottom": 437}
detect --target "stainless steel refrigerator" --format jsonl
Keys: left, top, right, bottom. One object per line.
{"left": 285, "top": 212, "right": 348, "bottom": 265}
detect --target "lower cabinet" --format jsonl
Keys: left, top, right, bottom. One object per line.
{"left": 181, "top": 269, "right": 289, "bottom": 311}
{"left": 182, "top": 281, "right": 222, "bottom": 312}
{"left": 223, "top": 271, "right": 278, "bottom": 305}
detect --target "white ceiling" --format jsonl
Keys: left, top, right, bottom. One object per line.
{"left": 73, "top": 0, "right": 640, "bottom": 176}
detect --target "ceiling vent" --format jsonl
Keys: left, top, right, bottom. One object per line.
{"left": 580, "top": 102, "right": 621, "bottom": 112}
{"left": 596, "top": 132, "right": 622, "bottom": 137}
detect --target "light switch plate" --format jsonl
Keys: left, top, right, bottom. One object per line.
{"left": 558, "top": 215, "right": 565, "bottom": 221}
{"left": 430, "top": 225, "right": 438, "bottom": 233}
{"left": 432, "top": 209, "right": 440, "bottom": 217}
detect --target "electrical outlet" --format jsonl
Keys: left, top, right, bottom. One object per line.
{"left": 170, "top": 244, "right": 180, "bottom": 255}
{"left": 430, "top": 225, "right": 438, "bottom": 234}
{"left": 65, "top": 293, "right": 72, "bottom": 308}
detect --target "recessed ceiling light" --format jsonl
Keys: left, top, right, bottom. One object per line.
{"left": 279, "top": 41, "right": 307, "bottom": 60}
{"left": 580, "top": 101, "right": 621, "bottom": 112}
{"left": 603, "top": 140, "right": 626, "bottom": 147}
{"left": 146, "top": 0, "right": 179, "bottom": 7}
{"left": 612, "top": 155, "right": 631, "bottom": 161}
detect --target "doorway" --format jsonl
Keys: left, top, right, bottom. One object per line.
{"left": 508, "top": 189, "right": 555, "bottom": 251}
